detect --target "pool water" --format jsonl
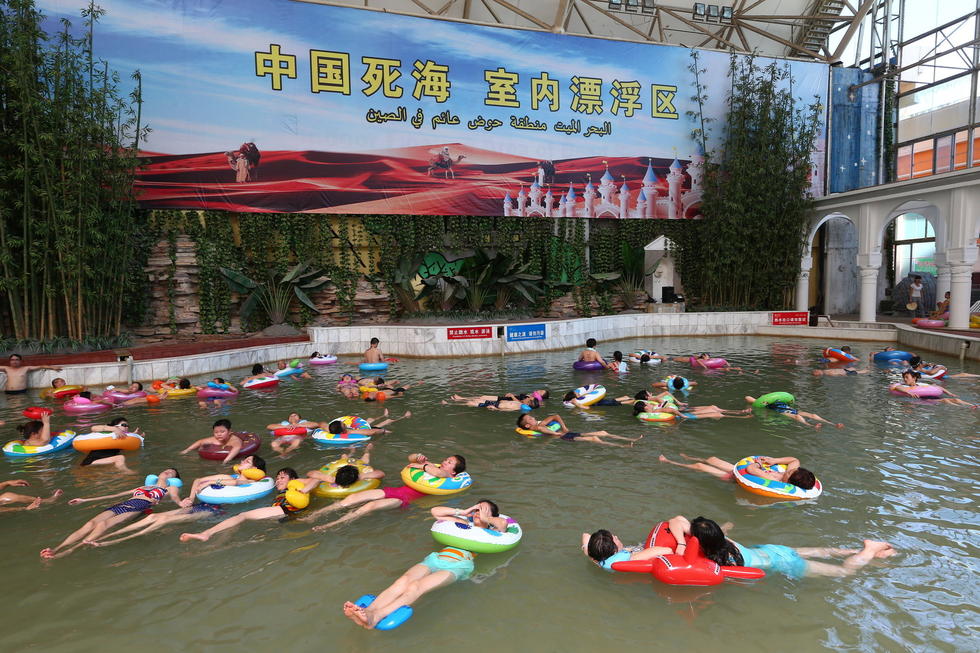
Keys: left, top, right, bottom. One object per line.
{"left": 2, "top": 335, "right": 977, "bottom": 652}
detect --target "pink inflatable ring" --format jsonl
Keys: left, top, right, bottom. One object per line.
{"left": 690, "top": 356, "right": 727, "bottom": 369}
{"left": 889, "top": 383, "right": 943, "bottom": 398}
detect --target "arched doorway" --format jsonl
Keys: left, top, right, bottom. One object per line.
{"left": 806, "top": 214, "right": 858, "bottom": 315}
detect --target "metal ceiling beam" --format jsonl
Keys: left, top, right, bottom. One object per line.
{"left": 659, "top": 6, "right": 745, "bottom": 52}
{"left": 737, "top": 17, "right": 829, "bottom": 60}
{"left": 829, "top": 0, "right": 876, "bottom": 62}
{"left": 489, "top": 0, "right": 552, "bottom": 30}
{"left": 436, "top": 0, "right": 457, "bottom": 16}
{"left": 407, "top": 0, "right": 435, "bottom": 15}
{"left": 580, "top": 1, "right": 656, "bottom": 42}
{"left": 552, "top": 0, "right": 571, "bottom": 31}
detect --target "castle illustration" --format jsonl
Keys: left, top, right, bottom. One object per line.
{"left": 503, "top": 154, "right": 703, "bottom": 219}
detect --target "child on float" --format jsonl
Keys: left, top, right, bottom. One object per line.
{"left": 812, "top": 368, "right": 869, "bottom": 376}
{"left": 342, "top": 499, "right": 506, "bottom": 630}
{"left": 446, "top": 389, "right": 548, "bottom": 403}
{"left": 326, "top": 409, "right": 412, "bottom": 437}
{"left": 743, "top": 395, "right": 844, "bottom": 429}
{"left": 681, "top": 516, "right": 896, "bottom": 579}
{"left": 577, "top": 338, "right": 607, "bottom": 366}
{"left": 180, "top": 419, "right": 246, "bottom": 464}
{"left": 337, "top": 374, "right": 360, "bottom": 399}
{"left": 868, "top": 347, "right": 916, "bottom": 366}
{"left": 633, "top": 399, "right": 751, "bottom": 420}
{"left": 305, "top": 443, "right": 385, "bottom": 488}
{"left": 78, "top": 417, "right": 141, "bottom": 473}
{"left": 906, "top": 355, "right": 978, "bottom": 380}
{"left": 275, "top": 359, "right": 312, "bottom": 379}
{"left": 40, "top": 468, "right": 182, "bottom": 558}
{"left": 196, "top": 377, "right": 237, "bottom": 408}
{"left": 581, "top": 516, "right": 690, "bottom": 570}
{"left": 180, "top": 468, "right": 319, "bottom": 543}
{"left": 658, "top": 453, "right": 816, "bottom": 489}
{"left": 363, "top": 337, "right": 385, "bottom": 364}
{"left": 180, "top": 454, "right": 268, "bottom": 506}
{"left": 515, "top": 413, "right": 642, "bottom": 447}
{"left": 562, "top": 389, "right": 635, "bottom": 408}
{"left": 892, "top": 371, "right": 976, "bottom": 407}
{"left": 267, "top": 412, "right": 322, "bottom": 456}
{"left": 0, "top": 478, "right": 62, "bottom": 511}
{"left": 16, "top": 411, "right": 54, "bottom": 448}
{"left": 308, "top": 452, "right": 465, "bottom": 531}
{"left": 628, "top": 351, "right": 667, "bottom": 364}
{"left": 607, "top": 351, "right": 628, "bottom": 373}
{"left": 242, "top": 363, "right": 271, "bottom": 385}
{"left": 444, "top": 394, "right": 538, "bottom": 411}
{"left": 673, "top": 353, "right": 747, "bottom": 373}
{"left": 650, "top": 376, "right": 698, "bottom": 391}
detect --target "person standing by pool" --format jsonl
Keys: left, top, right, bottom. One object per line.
{"left": 363, "top": 338, "right": 384, "bottom": 364}
{"left": 0, "top": 354, "right": 62, "bottom": 394}
{"left": 342, "top": 500, "right": 508, "bottom": 630}
{"left": 908, "top": 275, "right": 924, "bottom": 317}
{"left": 309, "top": 452, "right": 466, "bottom": 531}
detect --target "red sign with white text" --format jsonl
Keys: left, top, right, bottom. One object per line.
{"left": 447, "top": 326, "right": 493, "bottom": 340}
{"left": 771, "top": 311, "right": 809, "bottom": 325}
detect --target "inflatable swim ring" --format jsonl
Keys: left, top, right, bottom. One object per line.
{"left": 352, "top": 594, "right": 412, "bottom": 631}
{"left": 62, "top": 397, "right": 111, "bottom": 415}
{"left": 400, "top": 466, "right": 472, "bottom": 496}
{"left": 564, "top": 384, "right": 606, "bottom": 408}
{"left": 272, "top": 425, "right": 308, "bottom": 438}
{"left": 40, "top": 385, "right": 84, "bottom": 400}
{"left": 690, "top": 356, "right": 727, "bottom": 369}
{"left": 158, "top": 386, "right": 196, "bottom": 397}
{"left": 73, "top": 431, "right": 143, "bottom": 452}
{"left": 662, "top": 375, "right": 691, "bottom": 392}
{"left": 309, "top": 355, "right": 337, "bottom": 365}
{"left": 873, "top": 350, "right": 912, "bottom": 362}
{"left": 196, "top": 476, "right": 275, "bottom": 505}
{"left": 515, "top": 419, "right": 560, "bottom": 438}
{"left": 243, "top": 376, "right": 279, "bottom": 390}
{"left": 631, "top": 350, "right": 661, "bottom": 364}
{"left": 197, "top": 384, "right": 239, "bottom": 399}
{"left": 823, "top": 348, "right": 858, "bottom": 362}
{"left": 310, "top": 428, "right": 371, "bottom": 446}
{"left": 917, "top": 319, "right": 945, "bottom": 329}
{"left": 313, "top": 457, "right": 381, "bottom": 498}
{"left": 919, "top": 365, "right": 948, "bottom": 380}
{"left": 199, "top": 432, "right": 260, "bottom": 461}
{"left": 3, "top": 430, "right": 76, "bottom": 457}
{"left": 22, "top": 406, "right": 52, "bottom": 420}
{"left": 610, "top": 521, "right": 765, "bottom": 586}
{"left": 733, "top": 455, "right": 822, "bottom": 500}
{"left": 358, "top": 362, "right": 388, "bottom": 372}
{"left": 889, "top": 383, "right": 943, "bottom": 398}
{"left": 431, "top": 515, "right": 522, "bottom": 554}
{"left": 636, "top": 411, "right": 675, "bottom": 422}
{"left": 573, "top": 360, "right": 604, "bottom": 371}
{"left": 752, "top": 391, "right": 795, "bottom": 408}
{"left": 274, "top": 364, "right": 304, "bottom": 379}
{"left": 103, "top": 390, "right": 147, "bottom": 403}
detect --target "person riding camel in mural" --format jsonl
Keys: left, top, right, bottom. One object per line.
{"left": 427, "top": 146, "right": 465, "bottom": 179}
{"left": 225, "top": 142, "right": 260, "bottom": 183}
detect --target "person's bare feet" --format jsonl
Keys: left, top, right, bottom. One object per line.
{"left": 25, "top": 497, "right": 42, "bottom": 510}
{"left": 351, "top": 605, "right": 372, "bottom": 629}
{"left": 39, "top": 547, "right": 54, "bottom": 559}
{"left": 48, "top": 489, "right": 64, "bottom": 502}
{"left": 440, "top": 400, "right": 448, "bottom": 405}
{"left": 364, "top": 442, "right": 374, "bottom": 453}
{"left": 450, "top": 394, "right": 462, "bottom": 400}
{"left": 679, "top": 453, "right": 700, "bottom": 461}
{"left": 383, "top": 408, "right": 390, "bottom": 417}
{"left": 658, "top": 454, "right": 669, "bottom": 463}
{"left": 835, "top": 423, "right": 845, "bottom": 429}
{"left": 402, "top": 411, "right": 411, "bottom": 419}
{"left": 179, "top": 532, "right": 209, "bottom": 543}
{"left": 814, "top": 423, "right": 823, "bottom": 430}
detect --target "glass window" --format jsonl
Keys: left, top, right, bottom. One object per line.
{"left": 897, "top": 144, "right": 913, "bottom": 180}
{"left": 911, "top": 241, "right": 937, "bottom": 275}
{"left": 898, "top": 77, "right": 971, "bottom": 143}
{"left": 954, "top": 130, "right": 968, "bottom": 169}
{"left": 895, "top": 243, "right": 913, "bottom": 280}
{"left": 912, "top": 139, "right": 934, "bottom": 177}
{"left": 895, "top": 213, "right": 927, "bottom": 240}
{"left": 973, "top": 129, "right": 980, "bottom": 166}
{"left": 935, "top": 134, "right": 952, "bottom": 173}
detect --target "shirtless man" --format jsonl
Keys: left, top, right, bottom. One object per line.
{"left": 363, "top": 338, "right": 384, "bottom": 364}
{"left": 577, "top": 338, "right": 607, "bottom": 366}
{"left": 0, "top": 354, "right": 62, "bottom": 394}
{"left": 180, "top": 419, "right": 245, "bottom": 464}
{"left": 812, "top": 368, "right": 870, "bottom": 377}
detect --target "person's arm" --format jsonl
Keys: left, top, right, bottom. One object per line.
{"left": 26, "top": 365, "right": 62, "bottom": 372}
{"left": 0, "top": 479, "right": 30, "bottom": 489}
{"left": 180, "top": 439, "right": 205, "bottom": 454}
{"left": 298, "top": 477, "right": 320, "bottom": 494}
{"left": 667, "top": 515, "right": 691, "bottom": 554}
{"left": 939, "top": 387, "right": 959, "bottom": 398}
{"left": 896, "top": 385, "right": 918, "bottom": 397}
{"left": 167, "top": 484, "right": 182, "bottom": 505}
{"left": 265, "top": 423, "right": 284, "bottom": 430}
{"left": 68, "top": 489, "right": 132, "bottom": 505}
{"left": 431, "top": 506, "right": 463, "bottom": 522}
{"left": 420, "top": 461, "right": 450, "bottom": 478}
{"left": 221, "top": 438, "right": 243, "bottom": 465}
{"left": 631, "top": 545, "right": 675, "bottom": 560}
{"left": 37, "top": 413, "right": 52, "bottom": 444}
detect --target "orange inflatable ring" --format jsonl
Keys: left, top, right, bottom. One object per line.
{"left": 72, "top": 432, "right": 144, "bottom": 452}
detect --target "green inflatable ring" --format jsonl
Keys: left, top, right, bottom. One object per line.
{"left": 289, "top": 358, "right": 301, "bottom": 368}
{"left": 752, "top": 391, "right": 795, "bottom": 408}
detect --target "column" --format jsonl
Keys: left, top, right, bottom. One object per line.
{"left": 947, "top": 264, "right": 973, "bottom": 330}
{"left": 856, "top": 253, "right": 882, "bottom": 323}
{"left": 935, "top": 264, "right": 951, "bottom": 302}
{"left": 795, "top": 256, "right": 812, "bottom": 312}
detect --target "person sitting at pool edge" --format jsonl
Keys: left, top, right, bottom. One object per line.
{"left": 180, "top": 419, "right": 245, "bottom": 464}
{"left": 577, "top": 338, "right": 607, "bottom": 366}
{"left": 744, "top": 396, "right": 844, "bottom": 429}
{"left": 516, "top": 413, "right": 641, "bottom": 447}
{"left": 308, "top": 452, "right": 466, "bottom": 531}
{"left": 342, "top": 500, "right": 507, "bottom": 630}
{"left": 658, "top": 453, "right": 816, "bottom": 489}
{"left": 180, "top": 468, "right": 319, "bottom": 543}
{"left": 363, "top": 337, "right": 384, "bottom": 364}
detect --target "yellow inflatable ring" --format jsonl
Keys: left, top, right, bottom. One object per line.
{"left": 400, "top": 465, "right": 472, "bottom": 496}
{"left": 160, "top": 386, "right": 196, "bottom": 397}
{"left": 314, "top": 457, "right": 381, "bottom": 498}
{"left": 40, "top": 385, "right": 84, "bottom": 399}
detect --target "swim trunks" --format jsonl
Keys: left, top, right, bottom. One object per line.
{"left": 382, "top": 485, "right": 426, "bottom": 508}
{"left": 596, "top": 399, "right": 620, "bottom": 406}
{"left": 190, "top": 502, "right": 224, "bottom": 515}
{"left": 80, "top": 448, "right": 122, "bottom": 466}
{"left": 734, "top": 542, "right": 808, "bottom": 579}
{"left": 681, "top": 412, "right": 699, "bottom": 420}
{"left": 108, "top": 498, "right": 153, "bottom": 516}
{"left": 560, "top": 432, "right": 581, "bottom": 441}
{"left": 768, "top": 401, "right": 798, "bottom": 415}
{"left": 478, "top": 400, "right": 500, "bottom": 408}
{"left": 845, "top": 369, "right": 857, "bottom": 375}
{"left": 4, "top": 388, "right": 27, "bottom": 395}
{"left": 420, "top": 547, "right": 475, "bottom": 580}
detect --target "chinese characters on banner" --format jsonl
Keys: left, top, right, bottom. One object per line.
{"left": 771, "top": 312, "right": 809, "bottom": 325}
{"left": 447, "top": 326, "right": 494, "bottom": 340}
{"left": 505, "top": 324, "right": 547, "bottom": 342}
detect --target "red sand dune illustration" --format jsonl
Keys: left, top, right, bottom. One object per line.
{"left": 135, "top": 143, "right": 689, "bottom": 215}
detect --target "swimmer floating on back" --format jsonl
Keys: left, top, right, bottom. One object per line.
{"left": 515, "top": 414, "right": 642, "bottom": 447}
{"left": 658, "top": 454, "right": 816, "bottom": 489}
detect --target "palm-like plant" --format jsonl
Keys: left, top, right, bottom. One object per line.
{"left": 220, "top": 263, "right": 331, "bottom": 325}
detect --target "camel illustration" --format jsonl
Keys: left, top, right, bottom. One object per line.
{"left": 427, "top": 150, "right": 466, "bottom": 179}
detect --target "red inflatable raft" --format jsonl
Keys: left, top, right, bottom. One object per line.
{"left": 611, "top": 521, "right": 765, "bottom": 586}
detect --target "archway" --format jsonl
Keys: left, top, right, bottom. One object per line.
{"left": 801, "top": 213, "right": 857, "bottom": 315}
{"left": 876, "top": 202, "right": 944, "bottom": 317}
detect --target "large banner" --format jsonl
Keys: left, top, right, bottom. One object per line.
{"left": 41, "top": 0, "right": 828, "bottom": 216}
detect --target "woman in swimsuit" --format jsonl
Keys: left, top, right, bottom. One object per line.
{"left": 179, "top": 468, "right": 319, "bottom": 543}
{"left": 40, "top": 468, "right": 182, "bottom": 559}
{"left": 658, "top": 454, "right": 816, "bottom": 489}
{"left": 516, "top": 414, "right": 641, "bottom": 447}
{"left": 343, "top": 499, "right": 507, "bottom": 629}
{"left": 309, "top": 452, "right": 465, "bottom": 532}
